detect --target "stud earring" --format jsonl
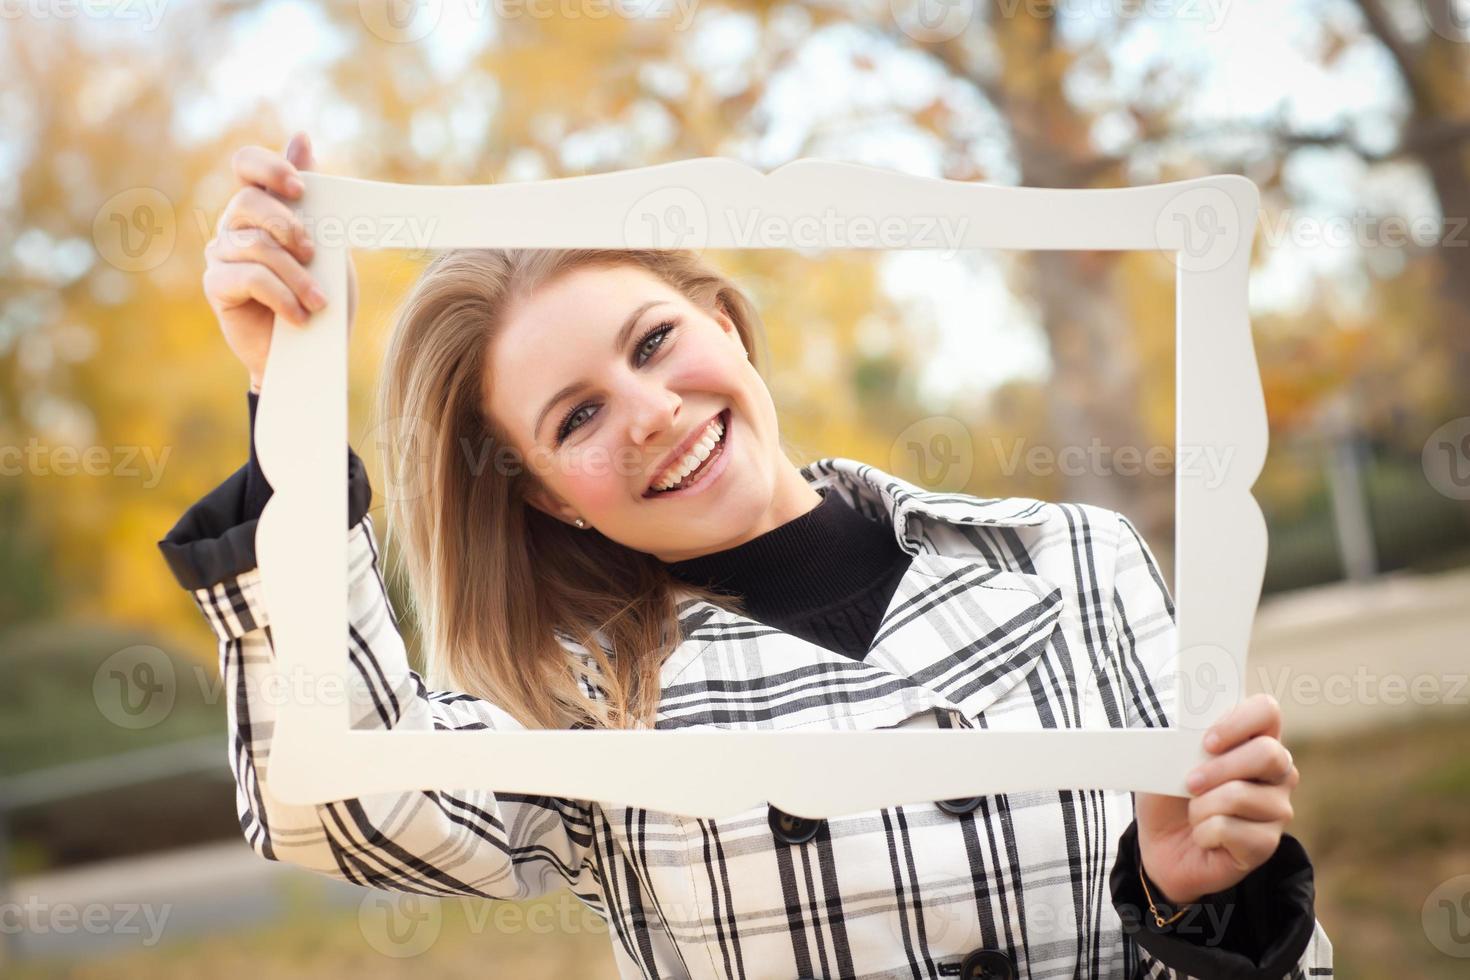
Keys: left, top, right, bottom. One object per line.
{"left": 573, "top": 518, "right": 587, "bottom": 529}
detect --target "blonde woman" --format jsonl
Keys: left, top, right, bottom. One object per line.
{"left": 159, "top": 132, "right": 1333, "bottom": 980}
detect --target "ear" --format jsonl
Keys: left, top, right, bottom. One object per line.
{"left": 714, "top": 298, "right": 738, "bottom": 336}
{"left": 525, "top": 485, "right": 579, "bottom": 525}
{"left": 713, "top": 300, "right": 746, "bottom": 354}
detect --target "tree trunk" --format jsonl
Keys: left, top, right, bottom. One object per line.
{"left": 990, "top": 14, "right": 1178, "bottom": 573}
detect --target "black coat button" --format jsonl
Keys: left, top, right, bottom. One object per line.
{"left": 937, "top": 796, "right": 983, "bottom": 815}
{"left": 960, "top": 948, "right": 1015, "bottom": 980}
{"left": 768, "top": 805, "right": 823, "bottom": 845}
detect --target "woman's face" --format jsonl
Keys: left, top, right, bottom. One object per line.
{"left": 484, "top": 263, "right": 819, "bottom": 563}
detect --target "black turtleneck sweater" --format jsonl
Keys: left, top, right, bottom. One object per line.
{"left": 243, "top": 390, "right": 911, "bottom": 660}
{"left": 664, "top": 485, "right": 913, "bottom": 662}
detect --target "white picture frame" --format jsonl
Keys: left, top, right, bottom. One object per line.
{"left": 254, "top": 159, "right": 1264, "bottom": 816}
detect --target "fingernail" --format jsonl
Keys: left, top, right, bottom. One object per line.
{"left": 1186, "top": 770, "right": 1205, "bottom": 792}
{"left": 286, "top": 176, "right": 305, "bottom": 196}
{"left": 1204, "top": 730, "right": 1220, "bottom": 751}
{"left": 305, "top": 286, "right": 327, "bottom": 310}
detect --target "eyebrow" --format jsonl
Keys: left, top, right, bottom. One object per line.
{"left": 533, "top": 299, "right": 668, "bottom": 442}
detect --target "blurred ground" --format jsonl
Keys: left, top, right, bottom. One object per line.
{"left": 4, "top": 839, "right": 621, "bottom": 977}
{"left": 8, "top": 715, "right": 1468, "bottom": 979}
{"left": 1248, "top": 563, "right": 1470, "bottom": 737}
{"left": 1292, "top": 713, "right": 1470, "bottom": 980}
{"left": 4, "top": 560, "right": 1468, "bottom": 977}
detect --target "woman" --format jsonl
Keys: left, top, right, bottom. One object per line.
{"left": 159, "top": 132, "right": 1332, "bottom": 979}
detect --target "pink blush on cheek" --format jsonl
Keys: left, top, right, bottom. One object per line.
{"left": 556, "top": 466, "right": 625, "bottom": 516}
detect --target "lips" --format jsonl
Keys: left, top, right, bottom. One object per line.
{"left": 644, "top": 408, "right": 728, "bottom": 496}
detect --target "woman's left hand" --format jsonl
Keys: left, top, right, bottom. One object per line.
{"left": 1134, "top": 693, "right": 1300, "bottom": 906}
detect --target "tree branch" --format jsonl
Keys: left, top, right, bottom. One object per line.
{"left": 1351, "top": 0, "right": 1430, "bottom": 107}
{"left": 1063, "top": 114, "right": 1470, "bottom": 180}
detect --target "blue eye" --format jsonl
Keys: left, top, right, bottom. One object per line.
{"left": 554, "top": 320, "right": 676, "bottom": 445}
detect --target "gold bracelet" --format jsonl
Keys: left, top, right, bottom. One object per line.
{"left": 1139, "top": 863, "right": 1193, "bottom": 927}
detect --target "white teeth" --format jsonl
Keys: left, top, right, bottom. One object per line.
{"left": 653, "top": 416, "right": 726, "bottom": 491}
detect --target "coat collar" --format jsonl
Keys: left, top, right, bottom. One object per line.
{"left": 797, "top": 456, "right": 1053, "bottom": 555}
{"left": 653, "top": 457, "right": 1063, "bottom": 732}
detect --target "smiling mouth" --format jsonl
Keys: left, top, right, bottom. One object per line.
{"left": 644, "top": 408, "right": 730, "bottom": 497}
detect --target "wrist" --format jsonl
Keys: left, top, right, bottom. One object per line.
{"left": 1142, "top": 860, "right": 1201, "bottom": 909}
{"left": 1157, "top": 884, "right": 1203, "bottom": 908}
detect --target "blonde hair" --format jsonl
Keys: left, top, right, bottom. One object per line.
{"left": 374, "top": 249, "right": 796, "bottom": 731}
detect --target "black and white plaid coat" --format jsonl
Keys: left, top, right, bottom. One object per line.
{"left": 159, "top": 450, "right": 1333, "bottom": 980}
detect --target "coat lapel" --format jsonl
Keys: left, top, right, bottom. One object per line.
{"left": 863, "top": 551, "right": 1063, "bottom": 724}
{"left": 653, "top": 457, "right": 1063, "bottom": 733}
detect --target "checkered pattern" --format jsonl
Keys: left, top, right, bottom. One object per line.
{"left": 175, "top": 455, "right": 1332, "bottom": 979}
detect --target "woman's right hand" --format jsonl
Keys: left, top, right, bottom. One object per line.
{"left": 202, "top": 131, "right": 358, "bottom": 390}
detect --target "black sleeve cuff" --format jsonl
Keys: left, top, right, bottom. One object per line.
{"left": 155, "top": 389, "right": 372, "bottom": 592}
{"left": 243, "top": 389, "right": 273, "bottom": 522}
{"left": 1110, "top": 818, "right": 1317, "bottom": 980}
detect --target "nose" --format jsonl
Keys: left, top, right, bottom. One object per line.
{"left": 625, "top": 381, "right": 681, "bottom": 447}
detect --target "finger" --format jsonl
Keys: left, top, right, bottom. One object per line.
{"left": 1187, "top": 779, "right": 1294, "bottom": 826}
{"left": 203, "top": 262, "right": 313, "bottom": 326}
{"left": 1204, "top": 692, "right": 1283, "bottom": 753}
{"left": 1191, "top": 813, "right": 1284, "bottom": 873}
{"left": 208, "top": 226, "right": 326, "bottom": 314}
{"left": 231, "top": 144, "right": 304, "bottom": 200}
{"left": 1188, "top": 734, "right": 1295, "bottom": 793}
{"left": 285, "top": 131, "right": 316, "bottom": 172}
{"left": 219, "top": 186, "right": 314, "bottom": 265}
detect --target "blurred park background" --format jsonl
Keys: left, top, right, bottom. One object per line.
{"left": 3, "top": 1, "right": 1470, "bottom": 977}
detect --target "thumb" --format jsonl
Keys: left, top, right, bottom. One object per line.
{"left": 285, "top": 130, "right": 316, "bottom": 172}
